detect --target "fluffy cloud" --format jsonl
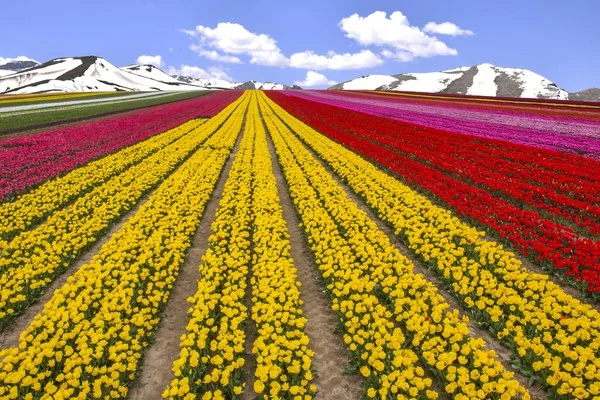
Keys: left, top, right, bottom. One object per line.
{"left": 289, "top": 50, "right": 382, "bottom": 70}
{"left": 136, "top": 55, "right": 164, "bottom": 68}
{"left": 294, "top": 71, "right": 337, "bottom": 87}
{"left": 182, "top": 22, "right": 382, "bottom": 70}
{"left": 184, "top": 22, "right": 287, "bottom": 66}
{"left": 423, "top": 22, "right": 474, "bottom": 36}
{"left": 167, "top": 65, "right": 234, "bottom": 82}
{"left": 339, "top": 11, "right": 458, "bottom": 61}
{"left": 189, "top": 47, "right": 243, "bottom": 63}
{"left": 180, "top": 12, "right": 469, "bottom": 70}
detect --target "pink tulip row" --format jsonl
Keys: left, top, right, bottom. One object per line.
{"left": 0, "top": 91, "right": 242, "bottom": 202}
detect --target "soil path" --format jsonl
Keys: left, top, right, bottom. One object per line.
{"left": 292, "top": 135, "right": 547, "bottom": 400}
{"left": 128, "top": 118, "right": 246, "bottom": 400}
{"left": 261, "top": 128, "right": 364, "bottom": 400}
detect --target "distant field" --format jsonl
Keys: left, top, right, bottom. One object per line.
{"left": 0, "top": 91, "right": 130, "bottom": 107}
{"left": 1, "top": 91, "right": 600, "bottom": 399}
{"left": 0, "top": 90, "right": 209, "bottom": 133}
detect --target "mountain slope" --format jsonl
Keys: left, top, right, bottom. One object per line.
{"left": 329, "top": 63, "right": 570, "bottom": 100}
{"left": 121, "top": 64, "right": 184, "bottom": 84}
{"left": 569, "top": 88, "right": 600, "bottom": 102}
{"left": 0, "top": 56, "right": 208, "bottom": 94}
{"left": 172, "top": 74, "right": 241, "bottom": 89}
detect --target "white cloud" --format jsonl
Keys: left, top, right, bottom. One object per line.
{"left": 136, "top": 55, "right": 164, "bottom": 68}
{"left": 189, "top": 46, "right": 243, "bottom": 63}
{"left": 289, "top": 50, "right": 382, "bottom": 70}
{"left": 339, "top": 11, "right": 458, "bottom": 60}
{"left": 167, "top": 64, "right": 233, "bottom": 82}
{"left": 424, "top": 22, "right": 474, "bottom": 36}
{"left": 294, "top": 71, "right": 337, "bottom": 87}
{"left": 182, "top": 22, "right": 382, "bottom": 70}
{"left": 184, "top": 22, "right": 287, "bottom": 66}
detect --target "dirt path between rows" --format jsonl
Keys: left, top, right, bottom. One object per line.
{"left": 128, "top": 118, "right": 247, "bottom": 400}
{"left": 293, "top": 138, "right": 547, "bottom": 400}
{"left": 263, "top": 130, "right": 364, "bottom": 400}
{"left": 0, "top": 195, "right": 152, "bottom": 351}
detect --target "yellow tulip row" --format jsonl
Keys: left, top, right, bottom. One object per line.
{"left": 0, "top": 92, "right": 250, "bottom": 400}
{"left": 259, "top": 92, "right": 530, "bottom": 400}
{"left": 163, "top": 95, "right": 256, "bottom": 400}
{"left": 248, "top": 99, "right": 315, "bottom": 399}
{"left": 259, "top": 94, "right": 438, "bottom": 400}
{"left": 0, "top": 119, "right": 206, "bottom": 243}
{"left": 0, "top": 92, "right": 116, "bottom": 105}
{"left": 261, "top": 95, "right": 600, "bottom": 398}
{"left": 164, "top": 92, "right": 314, "bottom": 400}
{"left": 0, "top": 109, "right": 236, "bottom": 331}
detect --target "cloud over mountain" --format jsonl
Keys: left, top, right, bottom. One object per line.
{"left": 136, "top": 55, "right": 164, "bottom": 68}
{"left": 339, "top": 11, "right": 460, "bottom": 62}
{"left": 294, "top": 71, "right": 337, "bottom": 87}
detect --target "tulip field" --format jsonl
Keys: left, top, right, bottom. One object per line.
{"left": 0, "top": 89, "right": 599, "bottom": 400}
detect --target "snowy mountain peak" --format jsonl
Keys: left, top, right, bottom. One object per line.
{"left": 330, "top": 64, "right": 570, "bottom": 100}
{"left": 0, "top": 56, "right": 213, "bottom": 94}
{"left": 0, "top": 56, "right": 38, "bottom": 65}
{"left": 233, "top": 80, "right": 300, "bottom": 90}
{"left": 0, "top": 56, "right": 40, "bottom": 72}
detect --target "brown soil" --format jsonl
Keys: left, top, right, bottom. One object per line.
{"left": 127, "top": 121, "right": 246, "bottom": 400}
{"left": 0, "top": 195, "right": 152, "bottom": 351}
{"left": 241, "top": 260, "right": 257, "bottom": 400}
{"left": 295, "top": 139, "right": 547, "bottom": 400}
{"left": 263, "top": 132, "right": 364, "bottom": 400}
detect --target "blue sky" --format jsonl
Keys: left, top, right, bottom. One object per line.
{"left": 1, "top": 0, "right": 598, "bottom": 91}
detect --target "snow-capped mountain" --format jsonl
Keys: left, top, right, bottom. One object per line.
{"left": 0, "top": 56, "right": 40, "bottom": 72}
{"left": 0, "top": 55, "right": 301, "bottom": 94}
{"left": 329, "top": 63, "right": 571, "bottom": 100}
{"left": 0, "top": 56, "right": 215, "bottom": 94}
{"left": 172, "top": 74, "right": 242, "bottom": 90}
{"left": 234, "top": 80, "right": 301, "bottom": 90}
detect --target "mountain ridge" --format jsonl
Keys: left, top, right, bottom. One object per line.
{"left": 1, "top": 56, "right": 597, "bottom": 100}
{"left": 0, "top": 56, "right": 298, "bottom": 94}
{"left": 328, "top": 63, "right": 600, "bottom": 101}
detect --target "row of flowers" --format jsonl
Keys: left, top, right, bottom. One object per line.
{"left": 267, "top": 92, "right": 600, "bottom": 295}
{"left": 0, "top": 95, "right": 247, "bottom": 332}
{"left": 248, "top": 101, "right": 315, "bottom": 399}
{"left": 0, "top": 119, "right": 206, "bottom": 243}
{"left": 287, "top": 99, "right": 600, "bottom": 237}
{"left": 286, "top": 90, "right": 600, "bottom": 160}
{"left": 0, "top": 91, "right": 113, "bottom": 105}
{"left": 283, "top": 91, "right": 600, "bottom": 208}
{"left": 266, "top": 94, "right": 600, "bottom": 399}
{"left": 165, "top": 92, "right": 314, "bottom": 399}
{"left": 0, "top": 90, "right": 242, "bottom": 202}
{"left": 0, "top": 93, "right": 250, "bottom": 400}
{"left": 260, "top": 92, "right": 529, "bottom": 399}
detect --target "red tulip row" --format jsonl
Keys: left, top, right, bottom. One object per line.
{"left": 288, "top": 99, "right": 600, "bottom": 236}
{"left": 267, "top": 91, "right": 600, "bottom": 296}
